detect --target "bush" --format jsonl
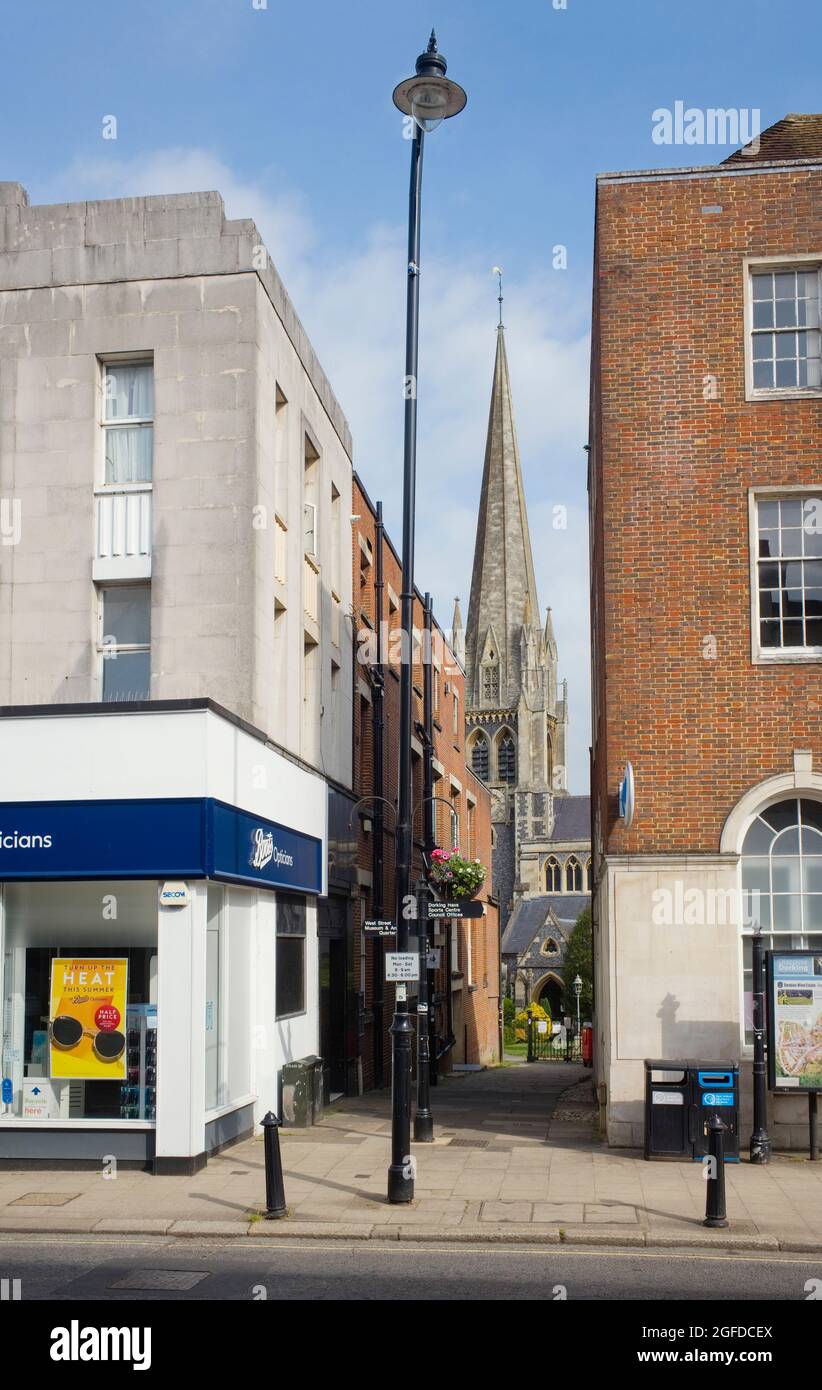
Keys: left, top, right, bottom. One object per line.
{"left": 514, "top": 1002, "right": 551, "bottom": 1030}
{"left": 503, "top": 996, "right": 516, "bottom": 1025}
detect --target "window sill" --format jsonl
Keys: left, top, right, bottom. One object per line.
{"left": 0, "top": 1117, "right": 155, "bottom": 1129}
{"left": 752, "top": 650, "right": 822, "bottom": 666}
{"left": 275, "top": 1010, "right": 307, "bottom": 1023}
{"left": 746, "top": 387, "right": 822, "bottom": 404}
{"left": 205, "top": 1094, "right": 257, "bottom": 1123}
{"left": 94, "top": 482, "right": 153, "bottom": 494}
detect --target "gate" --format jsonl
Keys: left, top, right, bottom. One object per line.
{"left": 528, "top": 1018, "right": 581, "bottom": 1063}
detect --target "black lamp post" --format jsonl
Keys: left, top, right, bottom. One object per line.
{"left": 387, "top": 33, "right": 466, "bottom": 1205}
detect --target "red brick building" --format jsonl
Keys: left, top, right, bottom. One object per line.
{"left": 589, "top": 115, "right": 822, "bottom": 1148}
{"left": 352, "top": 473, "right": 500, "bottom": 1092}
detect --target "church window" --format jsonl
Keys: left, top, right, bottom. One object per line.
{"left": 498, "top": 732, "right": 516, "bottom": 784}
{"left": 470, "top": 733, "right": 489, "bottom": 782}
{"left": 565, "top": 856, "right": 583, "bottom": 893}
{"left": 546, "top": 734, "right": 553, "bottom": 784}
{"left": 482, "top": 662, "right": 499, "bottom": 704}
{"left": 585, "top": 858, "right": 592, "bottom": 892}
{"left": 545, "top": 856, "right": 561, "bottom": 892}
{"left": 541, "top": 937, "right": 559, "bottom": 957}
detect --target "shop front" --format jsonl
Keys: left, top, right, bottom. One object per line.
{"left": 0, "top": 702, "right": 327, "bottom": 1172}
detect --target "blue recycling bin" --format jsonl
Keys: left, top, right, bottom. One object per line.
{"left": 690, "top": 1064, "right": 740, "bottom": 1162}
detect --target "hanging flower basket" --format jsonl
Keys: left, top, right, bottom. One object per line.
{"left": 429, "top": 847, "right": 486, "bottom": 899}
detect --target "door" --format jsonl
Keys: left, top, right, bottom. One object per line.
{"left": 317, "top": 896, "right": 348, "bottom": 1097}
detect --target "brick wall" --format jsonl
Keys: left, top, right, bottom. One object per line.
{"left": 590, "top": 162, "right": 822, "bottom": 859}
{"left": 352, "top": 475, "right": 500, "bottom": 1087}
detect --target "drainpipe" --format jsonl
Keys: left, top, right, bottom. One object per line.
{"left": 372, "top": 502, "right": 386, "bottom": 1088}
{"left": 422, "top": 594, "right": 437, "bottom": 1084}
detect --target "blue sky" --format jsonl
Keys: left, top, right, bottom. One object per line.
{"left": 2, "top": 0, "right": 821, "bottom": 788}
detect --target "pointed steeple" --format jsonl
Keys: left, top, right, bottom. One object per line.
{"left": 451, "top": 596, "right": 465, "bottom": 667}
{"left": 465, "top": 325, "right": 541, "bottom": 708}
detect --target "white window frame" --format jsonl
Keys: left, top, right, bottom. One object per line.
{"left": 303, "top": 501, "right": 317, "bottom": 558}
{"left": 99, "top": 356, "right": 154, "bottom": 489}
{"left": 748, "top": 486, "right": 822, "bottom": 666}
{"left": 743, "top": 255, "right": 822, "bottom": 403}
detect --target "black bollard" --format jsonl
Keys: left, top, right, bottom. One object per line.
{"left": 703, "top": 1113, "right": 728, "bottom": 1229}
{"left": 261, "top": 1110, "right": 287, "bottom": 1219}
{"left": 526, "top": 1009, "right": 534, "bottom": 1064}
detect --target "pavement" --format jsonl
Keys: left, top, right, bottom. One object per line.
{"left": 1, "top": 1061, "right": 821, "bottom": 1252}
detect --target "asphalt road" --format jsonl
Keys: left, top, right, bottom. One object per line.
{"left": 1, "top": 1234, "right": 820, "bottom": 1302}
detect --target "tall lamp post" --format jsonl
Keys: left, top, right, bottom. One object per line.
{"left": 573, "top": 975, "right": 582, "bottom": 1047}
{"left": 387, "top": 33, "right": 467, "bottom": 1205}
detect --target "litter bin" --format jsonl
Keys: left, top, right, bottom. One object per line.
{"left": 690, "top": 1064, "right": 740, "bottom": 1162}
{"left": 644, "top": 1060, "right": 690, "bottom": 1159}
{"left": 280, "top": 1057, "right": 315, "bottom": 1128}
{"left": 304, "top": 1055, "right": 325, "bottom": 1124}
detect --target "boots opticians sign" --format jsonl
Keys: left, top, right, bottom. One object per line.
{"left": 0, "top": 798, "right": 322, "bottom": 893}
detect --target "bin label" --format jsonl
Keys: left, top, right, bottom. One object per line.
{"left": 702, "top": 1092, "right": 734, "bottom": 1106}
{"left": 651, "top": 1091, "right": 683, "bottom": 1105}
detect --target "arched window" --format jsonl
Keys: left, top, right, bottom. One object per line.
{"left": 470, "top": 733, "right": 489, "bottom": 782}
{"left": 565, "top": 855, "right": 583, "bottom": 892}
{"left": 541, "top": 937, "right": 559, "bottom": 957}
{"left": 545, "top": 856, "right": 561, "bottom": 892}
{"left": 584, "top": 858, "right": 592, "bottom": 892}
{"left": 498, "top": 732, "right": 516, "bottom": 784}
{"left": 741, "top": 797, "right": 822, "bottom": 1040}
{"left": 546, "top": 734, "right": 553, "bottom": 785}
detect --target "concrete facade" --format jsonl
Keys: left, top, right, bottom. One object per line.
{"left": 0, "top": 183, "right": 352, "bottom": 788}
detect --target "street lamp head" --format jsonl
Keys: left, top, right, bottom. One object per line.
{"left": 392, "top": 30, "right": 467, "bottom": 132}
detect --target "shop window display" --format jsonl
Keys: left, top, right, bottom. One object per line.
{"left": 1, "top": 881, "right": 157, "bottom": 1123}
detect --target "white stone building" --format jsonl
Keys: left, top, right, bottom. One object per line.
{"left": 0, "top": 183, "right": 355, "bottom": 1170}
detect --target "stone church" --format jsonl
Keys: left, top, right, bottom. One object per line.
{"left": 456, "top": 318, "right": 590, "bottom": 1016}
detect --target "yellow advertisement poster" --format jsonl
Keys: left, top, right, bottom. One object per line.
{"left": 49, "top": 958, "right": 128, "bottom": 1081}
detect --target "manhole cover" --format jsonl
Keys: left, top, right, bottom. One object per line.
{"left": 9, "top": 1192, "right": 80, "bottom": 1207}
{"left": 448, "top": 1138, "right": 489, "bottom": 1149}
{"left": 111, "top": 1270, "right": 210, "bottom": 1292}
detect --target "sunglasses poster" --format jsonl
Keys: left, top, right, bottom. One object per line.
{"left": 49, "top": 958, "right": 128, "bottom": 1080}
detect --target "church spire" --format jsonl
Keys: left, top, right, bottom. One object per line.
{"left": 451, "top": 595, "right": 465, "bottom": 667}
{"left": 464, "top": 323, "right": 541, "bottom": 709}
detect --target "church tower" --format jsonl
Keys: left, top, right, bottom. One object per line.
{"left": 462, "top": 319, "right": 568, "bottom": 929}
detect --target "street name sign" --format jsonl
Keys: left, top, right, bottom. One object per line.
{"left": 363, "top": 919, "right": 396, "bottom": 937}
{"left": 427, "top": 899, "right": 484, "bottom": 919}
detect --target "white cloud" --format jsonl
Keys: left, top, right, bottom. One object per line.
{"left": 54, "top": 145, "right": 592, "bottom": 788}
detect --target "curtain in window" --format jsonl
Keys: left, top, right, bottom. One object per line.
{"left": 104, "top": 365, "right": 153, "bottom": 420}
{"left": 105, "top": 425, "right": 153, "bottom": 484}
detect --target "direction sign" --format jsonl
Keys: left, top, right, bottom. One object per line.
{"left": 363, "top": 919, "right": 396, "bottom": 937}
{"left": 1, "top": 1078, "right": 12, "bottom": 1105}
{"left": 385, "top": 952, "right": 420, "bottom": 982}
{"left": 427, "top": 899, "right": 484, "bottom": 920}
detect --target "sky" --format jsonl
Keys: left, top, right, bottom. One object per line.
{"left": 2, "top": 0, "right": 821, "bottom": 790}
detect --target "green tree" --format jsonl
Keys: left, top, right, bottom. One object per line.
{"left": 562, "top": 906, "right": 593, "bottom": 1020}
